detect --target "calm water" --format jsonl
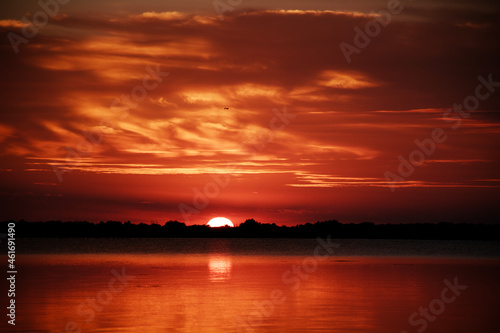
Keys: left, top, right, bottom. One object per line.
{"left": 6, "top": 238, "right": 500, "bottom": 332}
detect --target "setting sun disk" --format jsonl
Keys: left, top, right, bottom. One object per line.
{"left": 207, "top": 217, "right": 234, "bottom": 227}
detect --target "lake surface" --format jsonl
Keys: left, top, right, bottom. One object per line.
{"left": 8, "top": 238, "right": 500, "bottom": 332}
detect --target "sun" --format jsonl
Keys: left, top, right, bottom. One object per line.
{"left": 207, "top": 217, "right": 234, "bottom": 228}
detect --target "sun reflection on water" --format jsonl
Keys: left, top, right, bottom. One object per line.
{"left": 209, "top": 256, "right": 232, "bottom": 282}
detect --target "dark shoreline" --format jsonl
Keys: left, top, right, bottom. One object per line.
{"left": 3, "top": 219, "right": 500, "bottom": 240}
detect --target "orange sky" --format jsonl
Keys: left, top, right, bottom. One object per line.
{"left": 0, "top": 0, "right": 499, "bottom": 225}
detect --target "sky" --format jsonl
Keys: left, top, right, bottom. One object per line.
{"left": 0, "top": 0, "right": 499, "bottom": 226}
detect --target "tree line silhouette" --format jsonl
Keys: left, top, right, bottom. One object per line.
{"left": 2, "top": 219, "right": 500, "bottom": 239}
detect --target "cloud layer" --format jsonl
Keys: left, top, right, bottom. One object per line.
{"left": 0, "top": 2, "right": 499, "bottom": 224}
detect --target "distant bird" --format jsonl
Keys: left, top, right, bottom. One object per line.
{"left": 224, "top": 107, "right": 229, "bottom": 110}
